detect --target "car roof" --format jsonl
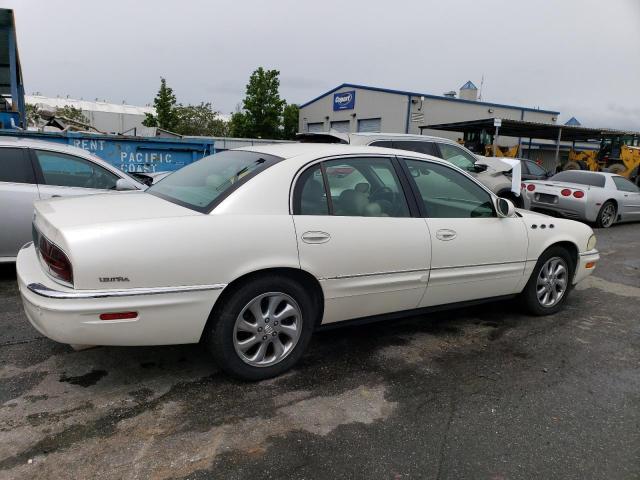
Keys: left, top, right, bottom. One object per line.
{"left": 0, "top": 135, "right": 101, "bottom": 157}
{"left": 297, "top": 131, "right": 463, "bottom": 146}
{"left": 236, "top": 142, "right": 447, "bottom": 163}
{"left": 554, "top": 169, "right": 616, "bottom": 178}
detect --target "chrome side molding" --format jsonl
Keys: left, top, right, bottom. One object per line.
{"left": 27, "top": 282, "right": 226, "bottom": 299}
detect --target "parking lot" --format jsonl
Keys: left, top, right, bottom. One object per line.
{"left": 0, "top": 222, "right": 636, "bottom": 479}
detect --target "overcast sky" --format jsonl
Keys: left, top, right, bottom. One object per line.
{"left": 4, "top": 0, "right": 640, "bottom": 129}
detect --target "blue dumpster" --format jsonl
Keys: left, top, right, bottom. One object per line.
{"left": 0, "top": 130, "right": 214, "bottom": 173}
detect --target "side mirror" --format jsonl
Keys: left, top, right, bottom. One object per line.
{"left": 115, "top": 178, "right": 138, "bottom": 191}
{"left": 473, "top": 163, "right": 488, "bottom": 173}
{"left": 496, "top": 197, "right": 516, "bottom": 218}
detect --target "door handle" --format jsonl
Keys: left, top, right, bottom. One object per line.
{"left": 301, "top": 231, "right": 331, "bottom": 244}
{"left": 436, "top": 229, "right": 457, "bottom": 241}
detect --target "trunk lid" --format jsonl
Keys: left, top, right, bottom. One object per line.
{"left": 33, "top": 191, "right": 200, "bottom": 242}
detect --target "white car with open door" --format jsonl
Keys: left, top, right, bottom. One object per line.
{"left": 17, "top": 144, "right": 599, "bottom": 380}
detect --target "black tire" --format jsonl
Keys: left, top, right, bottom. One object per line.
{"left": 605, "top": 163, "right": 626, "bottom": 175}
{"left": 520, "top": 246, "right": 574, "bottom": 316}
{"left": 595, "top": 200, "right": 617, "bottom": 228}
{"left": 205, "top": 275, "right": 316, "bottom": 381}
{"left": 563, "top": 161, "right": 581, "bottom": 171}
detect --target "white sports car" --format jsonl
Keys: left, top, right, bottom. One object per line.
{"left": 17, "top": 144, "right": 599, "bottom": 380}
{"left": 522, "top": 170, "right": 640, "bottom": 228}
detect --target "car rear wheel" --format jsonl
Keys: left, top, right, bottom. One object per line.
{"left": 205, "top": 275, "right": 316, "bottom": 381}
{"left": 595, "top": 201, "right": 617, "bottom": 228}
{"left": 521, "top": 246, "right": 573, "bottom": 316}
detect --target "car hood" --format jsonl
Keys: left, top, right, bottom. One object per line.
{"left": 34, "top": 191, "right": 199, "bottom": 239}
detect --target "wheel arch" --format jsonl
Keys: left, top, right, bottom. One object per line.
{"left": 199, "top": 267, "right": 325, "bottom": 342}
{"left": 548, "top": 240, "right": 579, "bottom": 274}
{"left": 522, "top": 239, "right": 580, "bottom": 293}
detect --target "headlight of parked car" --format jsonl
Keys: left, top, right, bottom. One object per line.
{"left": 587, "top": 234, "right": 597, "bottom": 251}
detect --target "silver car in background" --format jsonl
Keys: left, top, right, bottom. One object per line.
{"left": 522, "top": 170, "right": 640, "bottom": 228}
{"left": 0, "top": 137, "right": 146, "bottom": 262}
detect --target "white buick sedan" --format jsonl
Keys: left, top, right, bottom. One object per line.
{"left": 17, "top": 144, "right": 599, "bottom": 380}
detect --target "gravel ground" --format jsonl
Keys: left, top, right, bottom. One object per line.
{"left": 0, "top": 223, "right": 638, "bottom": 479}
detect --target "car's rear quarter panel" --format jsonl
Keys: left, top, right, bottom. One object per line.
{"left": 57, "top": 214, "right": 301, "bottom": 290}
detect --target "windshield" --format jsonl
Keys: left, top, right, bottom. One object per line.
{"left": 148, "top": 150, "right": 281, "bottom": 212}
{"left": 549, "top": 171, "right": 605, "bottom": 187}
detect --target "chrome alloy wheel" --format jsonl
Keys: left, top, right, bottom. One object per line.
{"left": 536, "top": 256, "right": 568, "bottom": 308}
{"left": 600, "top": 204, "right": 616, "bottom": 228}
{"left": 233, "top": 292, "right": 302, "bottom": 367}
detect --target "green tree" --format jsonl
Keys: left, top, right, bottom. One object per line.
{"left": 235, "top": 67, "right": 286, "bottom": 139}
{"left": 172, "top": 102, "right": 228, "bottom": 137}
{"left": 281, "top": 103, "right": 299, "bottom": 140}
{"left": 55, "top": 105, "right": 89, "bottom": 124}
{"left": 228, "top": 105, "right": 250, "bottom": 138}
{"left": 143, "top": 77, "right": 178, "bottom": 130}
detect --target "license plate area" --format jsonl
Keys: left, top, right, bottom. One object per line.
{"left": 535, "top": 193, "right": 558, "bottom": 204}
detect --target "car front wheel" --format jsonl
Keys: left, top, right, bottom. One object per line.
{"left": 521, "top": 247, "right": 573, "bottom": 316}
{"left": 205, "top": 275, "right": 316, "bottom": 381}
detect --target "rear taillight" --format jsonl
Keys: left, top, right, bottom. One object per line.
{"left": 527, "top": 184, "right": 536, "bottom": 191}
{"left": 100, "top": 312, "right": 138, "bottom": 321}
{"left": 37, "top": 233, "right": 73, "bottom": 285}
{"left": 573, "top": 190, "right": 585, "bottom": 198}
{"left": 561, "top": 189, "right": 572, "bottom": 197}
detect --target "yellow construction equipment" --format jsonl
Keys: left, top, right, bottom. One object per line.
{"left": 565, "top": 136, "right": 640, "bottom": 180}
{"left": 483, "top": 144, "right": 519, "bottom": 158}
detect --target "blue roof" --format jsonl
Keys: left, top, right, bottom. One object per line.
{"left": 299, "top": 83, "right": 560, "bottom": 115}
{"left": 460, "top": 80, "right": 477, "bottom": 90}
{"left": 565, "top": 116, "right": 581, "bottom": 126}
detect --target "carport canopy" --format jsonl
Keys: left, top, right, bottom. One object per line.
{"left": 420, "top": 118, "right": 640, "bottom": 167}
{"left": 420, "top": 118, "right": 638, "bottom": 143}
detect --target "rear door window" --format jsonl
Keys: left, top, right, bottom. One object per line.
{"left": 295, "top": 164, "right": 329, "bottom": 215}
{"left": 34, "top": 150, "right": 120, "bottom": 190}
{"left": 293, "top": 157, "right": 411, "bottom": 218}
{"left": 0, "top": 148, "right": 35, "bottom": 184}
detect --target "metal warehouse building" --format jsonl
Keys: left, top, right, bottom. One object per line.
{"left": 298, "top": 82, "right": 559, "bottom": 141}
{"left": 26, "top": 95, "right": 154, "bottom": 135}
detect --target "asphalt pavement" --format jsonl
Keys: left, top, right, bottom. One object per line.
{"left": 1, "top": 223, "right": 638, "bottom": 479}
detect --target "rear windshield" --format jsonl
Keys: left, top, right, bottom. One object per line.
{"left": 148, "top": 150, "right": 281, "bottom": 212}
{"left": 549, "top": 171, "right": 606, "bottom": 187}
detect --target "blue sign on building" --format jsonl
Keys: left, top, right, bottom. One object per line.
{"left": 333, "top": 90, "right": 355, "bottom": 111}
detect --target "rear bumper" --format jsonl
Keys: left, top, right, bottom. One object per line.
{"left": 573, "top": 249, "right": 600, "bottom": 285}
{"left": 17, "top": 245, "right": 224, "bottom": 346}
{"left": 525, "top": 197, "right": 589, "bottom": 221}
